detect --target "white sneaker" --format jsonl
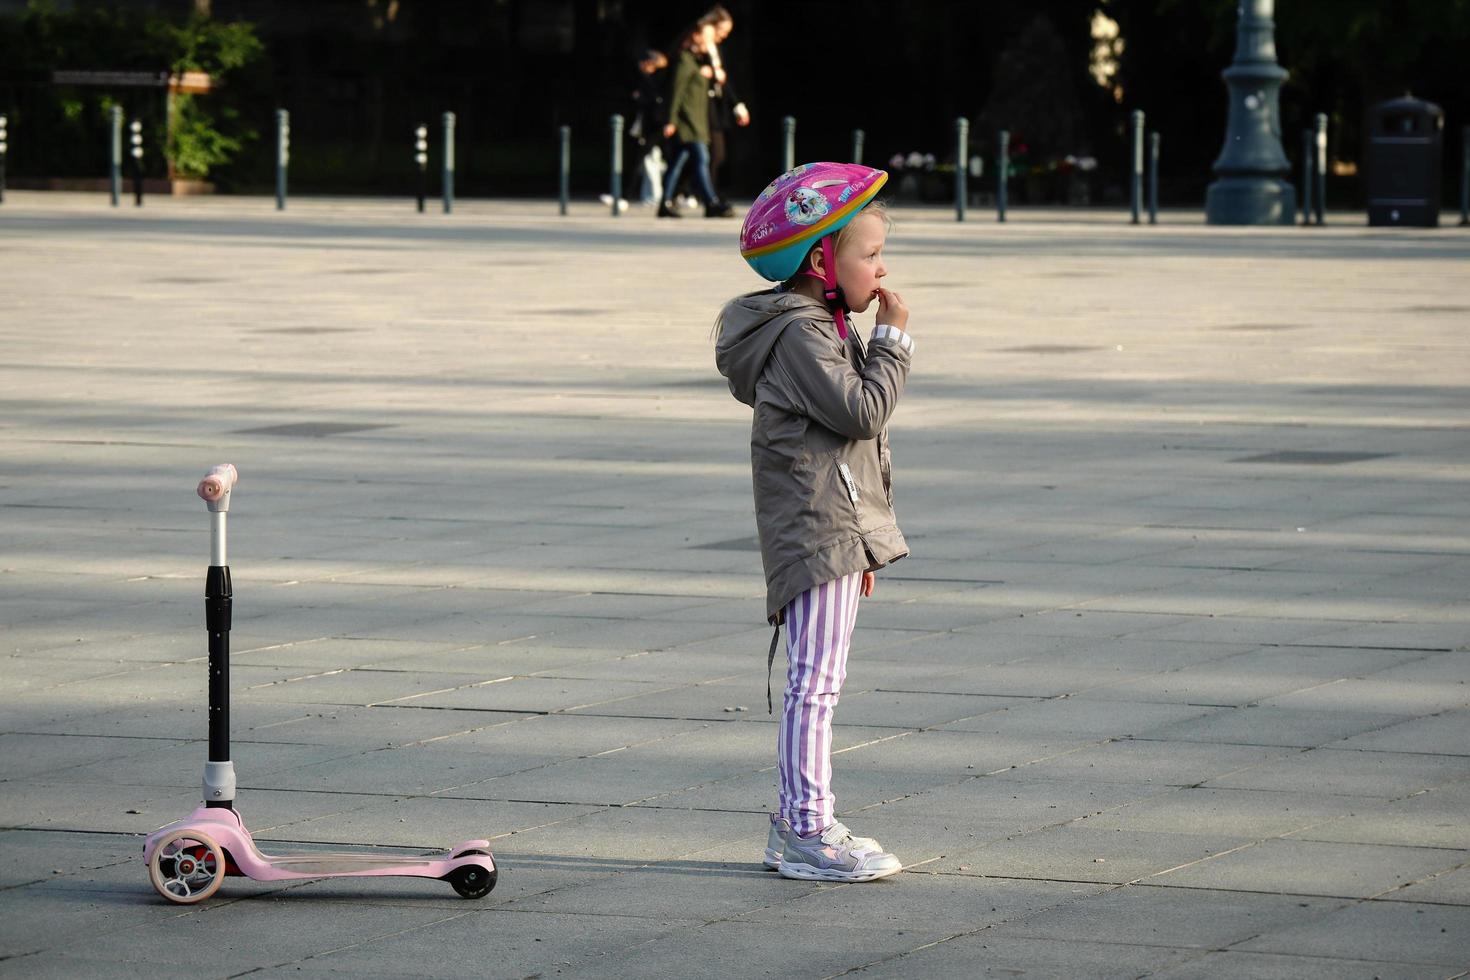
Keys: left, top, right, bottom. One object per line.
{"left": 778, "top": 821, "right": 902, "bottom": 882}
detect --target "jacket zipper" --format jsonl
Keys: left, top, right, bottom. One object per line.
{"left": 837, "top": 461, "right": 860, "bottom": 504}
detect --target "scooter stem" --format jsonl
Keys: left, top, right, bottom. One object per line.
{"left": 198, "top": 465, "right": 238, "bottom": 808}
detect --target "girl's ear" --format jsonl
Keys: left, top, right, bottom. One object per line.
{"left": 807, "top": 244, "right": 826, "bottom": 278}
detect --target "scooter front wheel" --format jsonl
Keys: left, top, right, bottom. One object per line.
{"left": 149, "top": 829, "right": 226, "bottom": 904}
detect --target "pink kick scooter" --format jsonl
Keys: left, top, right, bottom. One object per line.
{"left": 143, "top": 464, "right": 497, "bottom": 904}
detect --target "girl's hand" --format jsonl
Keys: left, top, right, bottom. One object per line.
{"left": 861, "top": 571, "right": 875, "bottom": 597}
{"left": 875, "top": 288, "right": 909, "bottom": 331}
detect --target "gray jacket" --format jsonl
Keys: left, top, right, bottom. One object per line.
{"left": 714, "top": 290, "right": 913, "bottom": 623}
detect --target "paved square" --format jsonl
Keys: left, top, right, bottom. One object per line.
{"left": 2, "top": 193, "right": 1467, "bottom": 977}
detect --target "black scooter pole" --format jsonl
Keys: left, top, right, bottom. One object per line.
{"left": 205, "top": 563, "right": 232, "bottom": 803}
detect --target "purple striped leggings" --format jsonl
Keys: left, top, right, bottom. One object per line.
{"left": 777, "top": 571, "right": 863, "bottom": 836}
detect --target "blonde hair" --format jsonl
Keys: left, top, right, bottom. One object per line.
{"left": 781, "top": 200, "right": 892, "bottom": 289}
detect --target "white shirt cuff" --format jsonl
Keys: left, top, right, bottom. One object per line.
{"left": 871, "top": 323, "right": 914, "bottom": 354}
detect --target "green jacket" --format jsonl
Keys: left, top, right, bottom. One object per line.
{"left": 667, "top": 48, "right": 710, "bottom": 145}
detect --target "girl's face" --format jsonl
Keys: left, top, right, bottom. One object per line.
{"left": 833, "top": 212, "right": 888, "bottom": 315}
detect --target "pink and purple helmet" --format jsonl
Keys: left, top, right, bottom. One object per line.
{"left": 739, "top": 162, "right": 888, "bottom": 282}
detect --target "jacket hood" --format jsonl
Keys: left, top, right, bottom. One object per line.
{"left": 714, "top": 290, "right": 831, "bottom": 406}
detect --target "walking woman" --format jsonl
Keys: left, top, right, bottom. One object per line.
{"left": 660, "top": 26, "right": 733, "bottom": 218}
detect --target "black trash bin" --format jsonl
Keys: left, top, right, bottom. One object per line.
{"left": 1366, "top": 95, "right": 1444, "bottom": 227}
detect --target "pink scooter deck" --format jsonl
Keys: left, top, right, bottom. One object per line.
{"left": 146, "top": 806, "right": 494, "bottom": 881}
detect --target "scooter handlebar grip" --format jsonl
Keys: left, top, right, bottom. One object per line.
{"left": 197, "top": 464, "right": 239, "bottom": 508}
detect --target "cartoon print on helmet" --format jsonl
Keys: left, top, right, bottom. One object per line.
{"left": 760, "top": 163, "right": 816, "bottom": 202}
{"left": 784, "top": 186, "right": 831, "bottom": 226}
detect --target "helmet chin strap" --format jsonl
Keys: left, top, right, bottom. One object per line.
{"left": 802, "top": 235, "right": 848, "bottom": 339}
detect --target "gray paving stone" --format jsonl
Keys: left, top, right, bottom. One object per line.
{"left": 832, "top": 729, "right": 1093, "bottom": 776}
{"left": 439, "top": 754, "right": 754, "bottom": 806}
{"left": 833, "top": 932, "right": 1201, "bottom": 979}
{"left": 0, "top": 732, "right": 186, "bottom": 780}
{"left": 875, "top": 661, "right": 1155, "bottom": 697}
{"left": 1236, "top": 898, "right": 1470, "bottom": 966}
{"left": 1025, "top": 637, "right": 1262, "bottom": 672}
{"left": 1262, "top": 671, "right": 1470, "bottom": 717}
{"left": 1148, "top": 949, "right": 1447, "bottom": 979}
{"left": 1082, "top": 786, "right": 1383, "bottom": 838}
{"left": 946, "top": 825, "right": 1252, "bottom": 884}
{"left": 248, "top": 743, "right": 564, "bottom": 796}
{"left": 1388, "top": 866, "right": 1470, "bottom": 906}
{"left": 396, "top": 674, "right": 679, "bottom": 713}
{"left": 368, "top": 641, "right": 628, "bottom": 677}
{"left": 1333, "top": 710, "right": 1470, "bottom": 756}
{"left": 554, "top": 919, "right": 960, "bottom": 980}
{"left": 1150, "top": 837, "right": 1469, "bottom": 898}
{"left": 1008, "top": 738, "right": 1292, "bottom": 787}
{"left": 526, "top": 647, "right": 751, "bottom": 684}
{"left": 20, "top": 897, "right": 477, "bottom": 972}
{"left": 274, "top": 795, "right": 599, "bottom": 849}
{"left": 0, "top": 829, "right": 138, "bottom": 890}
{"left": 507, "top": 856, "right": 798, "bottom": 920}
{"left": 1135, "top": 704, "right": 1416, "bottom": 748}
{"left": 0, "top": 779, "right": 203, "bottom": 834}
{"left": 846, "top": 777, "right": 1175, "bottom": 866}
{"left": 1202, "top": 747, "right": 1470, "bottom": 797}
{"left": 1073, "top": 647, "right": 1428, "bottom": 707}
{"left": 987, "top": 882, "right": 1340, "bottom": 948}
{"left": 425, "top": 711, "right": 717, "bottom": 756}
{"left": 236, "top": 668, "right": 527, "bottom": 707}
{"left": 939, "top": 697, "right": 1216, "bottom": 738}
{"left": 58, "top": 739, "right": 365, "bottom": 788}
{"left": 1290, "top": 781, "right": 1470, "bottom": 849}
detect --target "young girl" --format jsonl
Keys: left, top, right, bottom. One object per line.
{"left": 715, "top": 163, "right": 914, "bottom": 882}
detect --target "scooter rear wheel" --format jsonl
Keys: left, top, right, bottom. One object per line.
{"left": 149, "top": 829, "right": 226, "bottom": 904}
{"left": 447, "top": 864, "right": 497, "bottom": 899}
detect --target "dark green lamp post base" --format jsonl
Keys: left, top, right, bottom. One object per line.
{"left": 1206, "top": 177, "right": 1296, "bottom": 225}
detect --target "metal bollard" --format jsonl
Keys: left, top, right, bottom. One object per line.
{"left": 954, "top": 117, "right": 968, "bottom": 222}
{"left": 558, "top": 125, "right": 570, "bottom": 216}
{"left": 851, "top": 128, "right": 864, "bottom": 166}
{"left": 110, "top": 106, "right": 122, "bottom": 207}
{"left": 1313, "top": 113, "right": 1327, "bottom": 226}
{"left": 0, "top": 114, "right": 7, "bottom": 205}
{"left": 1129, "top": 110, "right": 1144, "bottom": 224}
{"left": 997, "top": 129, "right": 1009, "bottom": 223}
{"left": 781, "top": 116, "right": 796, "bottom": 173}
{"left": 1461, "top": 125, "right": 1469, "bottom": 227}
{"left": 442, "top": 111, "right": 455, "bottom": 214}
{"left": 129, "top": 119, "right": 144, "bottom": 207}
{"left": 609, "top": 113, "right": 623, "bottom": 217}
{"left": 1300, "top": 128, "right": 1313, "bottom": 225}
{"left": 1148, "top": 131, "right": 1160, "bottom": 225}
{"left": 275, "top": 109, "right": 289, "bottom": 211}
{"left": 414, "top": 124, "right": 428, "bottom": 213}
